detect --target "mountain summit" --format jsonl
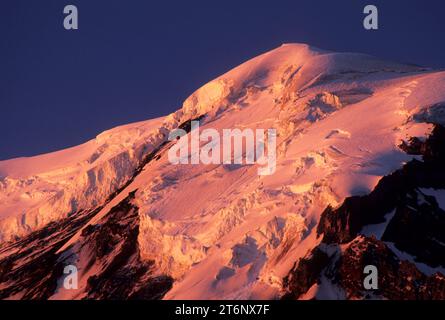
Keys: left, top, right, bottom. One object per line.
{"left": 1, "top": 44, "right": 445, "bottom": 300}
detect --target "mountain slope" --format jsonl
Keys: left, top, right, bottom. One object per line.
{"left": 1, "top": 43, "right": 445, "bottom": 300}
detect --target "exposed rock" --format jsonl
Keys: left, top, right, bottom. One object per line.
{"left": 282, "top": 247, "right": 330, "bottom": 300}
{"left": 317, "top": 125, "right": 445, "bottom": 268}
{"left": 282, "top": 237, "right": 445, "bottom": 300}
{"left": 335, "top": 237, "right": 445, "bottom": 300}
{"left": 284, "top": 125, "right": 445, "bottom": 300}
{"left": 81, "top": 191, "right": 173, "bottom": 300}
{"left": 0, "top": 192, "right": 173, "bottom": 300}
{"left": 0, "top": 207, "right": 101, "bottom": 299}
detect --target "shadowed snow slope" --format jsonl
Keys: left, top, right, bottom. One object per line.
{"left": 1, "top": 43, "right": 445, "bottom": 300}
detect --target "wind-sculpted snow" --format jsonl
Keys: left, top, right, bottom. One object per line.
{"left": 1, "top": 43, "right": 445, "bottom": 300}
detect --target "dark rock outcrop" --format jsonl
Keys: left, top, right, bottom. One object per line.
{"left": 80, "top": 191, "right": 173, "bottom": 300}
{"left": 282, "top": 248, "right": 330, "bottom": 300}
{"left": 0, "top": 191, "right": 173, "bottom": 300}
{"left": 284, "top": 125, "right": 445, "bottom": 300}
{"left": 282, "top": 237, "right": 445, "bottom": 300}
{"left": 0, "top": 207, "right": 101, "bottom": 299}
{"left": 317, "top": 125, "right": 445, "bottom": 267}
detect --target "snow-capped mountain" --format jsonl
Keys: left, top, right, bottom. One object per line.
{"left": 1, "top": 43, "right": 444, "bottom": 300}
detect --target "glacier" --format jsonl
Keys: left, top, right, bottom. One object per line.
{"left": 1, "top": 43, "right": 445, "bottom": 300}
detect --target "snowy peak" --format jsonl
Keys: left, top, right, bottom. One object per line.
{"left": 181, "top": 43, "right": 425, "bottom": 119}
{"left": 1, "top": 43, "right": 445, "bottom": 300}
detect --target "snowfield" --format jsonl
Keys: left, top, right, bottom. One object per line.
{"left": 1, "top": 43, "right": 445, "bottom": 300}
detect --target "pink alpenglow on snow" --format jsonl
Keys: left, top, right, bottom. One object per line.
{"left": 167, "top": 121, "right": 277, "bottom": 176}
{"left": 0, "top": 44, "right": 445, "bottom": 300}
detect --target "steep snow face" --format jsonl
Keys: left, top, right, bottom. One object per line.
{"left": 1, "top": 43, "right": 445, "bottom": 300}
{"left": 0, "top": 117, "right": 179, "bottom": 242}
{"left": 181, "top": 44, "right": 323, "bottom": 118}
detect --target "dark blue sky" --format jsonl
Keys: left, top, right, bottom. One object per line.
{"left": 1, "top": 0, "right": 445, "bottom": 160}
